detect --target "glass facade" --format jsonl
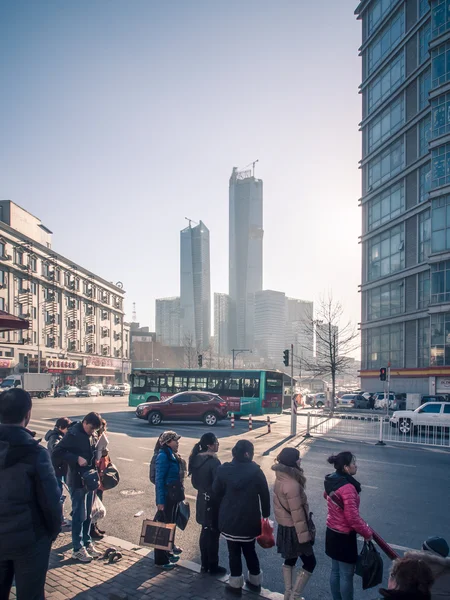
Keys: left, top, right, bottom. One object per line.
{"left": 418, "top": 270, "right": 431, "bottom": 309}
{"left": 419, "top": 21, "right": 432, "bottom": 65}
{"left": 367, "top": 0, "right": 397, "bottom": 36}
{"left": 368, "top": 224, "right": 404, "bottom": 281}
{"left": 431, "top": 312, "right": 450, "bottom": 365}
{"left": 367, "top": 281, "right": 403, "bottom": 320}
{"left": 367, "top": 7, "right": 404, "bottom": 75}
{"left": 419, "top": 162, "right": 432, "bottom": 202}
{"left": 432, "top": 143, "right": 450, "bottom": 188}
{"left": 367, "top": 96, "right": 404, "bottom": 153}
{"left": 419, "top": 115, "right": 432, "bottom": 157}
{"left": 432, "top": 0, "right": 450, "bottom": 37}
{"left": 419, "top": 209, "right": 431, "bottom": 262}
{"left": 419, "top": 68, "right": 431, "bottom": 110}
{"left": 419, "top": 0, "right": 430, "bottom": 18}
{"left": 367, "top": 139, "right": 404, "bottom": 189}
{"left": 418, "top": 317, "right": 430, "bottom": 367}
{"left": 431, "top": 195, "right": 450, "bottom": 252}
{"left": 432, "top": 92, "right": 450, "bottom": 138}
{"left": 367, "top": 182, "right": 404, "bottom": 230}
{"left": 366, "top": 323, "right": 403, "bottom": 368}
{"left": 368, "top": 52, "right": 405, "bottom": 114}
{"left": 432, "top": 42, "right": 450, "bottom": 88}
{"left": 431, "top": 260, "right": 450, "bottom": 303}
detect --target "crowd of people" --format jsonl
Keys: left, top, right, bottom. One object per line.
{"left": 0, "top": 387, "right": 449, "bottom": 600}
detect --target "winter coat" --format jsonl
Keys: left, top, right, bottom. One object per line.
{"left": 379, "top": 589, "right": 431, "bottom": 600}
{"left": 324, "top": 472, "right": 372, "bottom": 540}
{"left": 212, "top": 458, "right": 270, "bottom": 540}
{"left": 405, "top": 550, "right": 450, "bottom": 600}
{"left": 45, "top": 427, "right": 67, "bottom": 478}
{"left": 155, "top": 447, "right": 181, "bottom": 505}
{"left": 190, "top": 452, "right": 221, "bottom": 526}
{"left": 272, "top": 463, "right": 311, "bottom": 544}
{"left": 52, "top": 422, "right": 97, "bottom": 490}
{"left": 0, "top": 425, "right": 62, "bottom": 554}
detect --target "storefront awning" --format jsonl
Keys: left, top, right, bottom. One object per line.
{"left": 0, "top": 310, "right": 29, "bottom": 332}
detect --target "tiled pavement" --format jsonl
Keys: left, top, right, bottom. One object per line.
{"left": 9, "top": 533, "right": 283, "bottom": 600}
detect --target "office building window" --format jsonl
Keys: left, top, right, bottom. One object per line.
{"left": 368, "top": 281, "right": 403, "bottom": 320}
{"left": 0, "top": 242, "right": 4, "bottom": 258}
{"left": 431, "top": 260, "right": 450, "bottom": 303}
{"left": 419, "top": 209, "right": 431, "bottom": 262}
{"left": 432, "top": 92, "right": 450, "bottom": 138}
{"left": 431, "top": 312, "right": 450, "bottom": 365}
{"left": 419, "top": 115, "right": 432, "bottom": 157}
{"left": 368, "top": 0, "right": 397, "bottom": 36}
{"left": 420, "top": 163, "right": 432, "bottom": 203}
{"left": 0, "top": 298, "right": 4, "bottom": 311}
{"left": 432, "top": 0, "right": 450, "bottom": 37}
{"left": 419, "top": 0, "right": 430, "bottom": 18}
{"left": 432, "top": 42, "right": 450, "bottom": 87}
{"left": 367, "top": 323, "right": 403, "bottom": 369}
{"left": 432, "top": 143, "right": 450, "bottom": 188}
{"left": 368, "top": 52, "right": 404, "bottom": 114}
{"left": 15, "top": 250, "right": 24, "bottom": 266}
{"left": 368, "top": 224, "right": 404, "bottom": 281}
{"left": 419, "top": 21, "right": 431, "bottom": 64}
{"left": 0, "top": 271, "right": 4, "bottom": 286}
{"left": 418, "top": 317, "right": 430, "bottom": 368}
{"left": 30, "top": 256, "right": 37, "bottom": 272}
{"left": 367, "top": 7, "right": 404, "bottom": 75}
{"left": 431, "top": 195, "right": 450, "bottom": 252}
{"left": 418, "top": 270, "right": 430, "bottom": 309}
{"left": 368, "top": 96, "right": 404, "bottom": 153}
{"left": 368, "top": 139, "right": 404, "bottom": 190}
{"left": 419, "top": 68, "right": 431, "bottom": 110}
{"left": 367, "top": 182, "right": 404, "bottom": 231}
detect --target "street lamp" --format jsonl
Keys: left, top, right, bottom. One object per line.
{"left": 231, "top": 349, "right": 251, "bottom": 369}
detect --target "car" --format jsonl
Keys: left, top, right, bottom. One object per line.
{"left": 135, "top": 391, "right": 229, "bottom": 426}
{"left": 337, "top": 394, "right": 369, "bottom": 409}
{"left": 115, "top": 384, "right": 129, "bottom": 394}
{"left": 103, "top": 385, "right": 125, "bottom": 397}
{"left": 374, "top": 392, "right": 396, "bottom": 410}
{"left": 76, "top": 386, "right": 98, "bottom": 397}
{"left": 58, "top": 385, "right": 80, "bottom": 397}
{"left": 312, "top": 393, "right": 326, "bottom": 408}
{"left": 421, "top": 395, "right": 450, "bottom": 403}
{"left": 390, "top": 402, "right": 450, "bottom": 434}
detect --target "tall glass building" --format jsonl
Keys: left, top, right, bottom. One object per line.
{"left": 356, "top": 0, "right": 450, "bottom": 395}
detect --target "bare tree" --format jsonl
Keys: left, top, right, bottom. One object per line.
{"left": 301, "top": 294, "right": 359, "bottom": 412}
{"left": 182, "top": 333, "right": 199, "bottom": 368}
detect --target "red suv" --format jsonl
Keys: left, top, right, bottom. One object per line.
{"left": 135, "top": 391, "right": 229, "bottom": 426}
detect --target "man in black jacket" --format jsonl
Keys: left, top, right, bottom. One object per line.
{"left": 0, "top": 388, "right": 62, "bottom": 600}
{"left": 53, "top": 411, "right": 102, "bottom": 563}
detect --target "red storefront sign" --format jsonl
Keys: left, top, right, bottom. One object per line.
{"left": 46, "top": 359, "right": 80, "bottom": 371}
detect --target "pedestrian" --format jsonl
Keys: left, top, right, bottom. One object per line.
{"left": 54, "top": 384, "right": 58, "bottom": 398}
{"left": 378, "top": 556, "right": 434, "bottom": 599}
{"left": 324, "top": 451, "right": 373, "bottom": 600}
{"left": 213, "top": 439, "right": 270, "bottom": 593}
{"left": 405, "top": 537, "right": 450, "bottom": 600}
{"left": 53, "top": 411, "right": 103, "bottom": 563}
{"left": 272, "top": 447, "right": 316, "bottom": 600}
{"left": 91, "top": 418, "right": 109, "bottom": 540}
{"left": 45, "top": 417, "right": 72, "bottom": 525}
{"left": 188, "top": 432, "right": 227, "bottom": 575}
{"left": 368, "top": 394, "right": 375, "bottom": 410}
{"left": 154, "top": 430, "right": 186, "bottom": 570}
{"left": 0, "top": 388, "right": 62, "bottom": 600}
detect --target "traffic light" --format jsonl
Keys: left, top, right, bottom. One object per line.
{"left": 198, "top": 354, "right": 203, "bottom": 368}
{"left": 23, "top": 356, "right": 29, "bottom": 369}
{"left": 379, "top": 367, "right": 387, "bottom": 381}
{"left": 283, "top": 349, "right": 289, "bottom": 367}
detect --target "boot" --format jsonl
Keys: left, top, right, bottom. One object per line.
{"left": 290, "top": 569, "right": 312, "bottom": 600}
{"left": 227, "top": 574, "right": 244, "bottom": 595}
{"left": 246, "top": 571, "right": 263, "bottom": 591}
{"left": 282, "top": 565, "right": 294, "bottom": 600}
{"left": 90, "top": 523, "right": 104, "bottom": 540}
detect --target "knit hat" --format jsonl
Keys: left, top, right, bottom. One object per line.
{"left": 423, "top": 536, "right": 449, "bottom": 558}
{"left": 277, "top": 447, "right": 300, "bottom": 468}
{"left": 159, "top": 430, "right": 181, "bottom": 446}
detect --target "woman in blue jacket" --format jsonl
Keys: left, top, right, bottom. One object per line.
{"left": 154, "top": 430, "right": 185, "bottom": 569}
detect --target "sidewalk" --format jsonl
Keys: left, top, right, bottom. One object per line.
{"left": 9, "top": 533, "right": 283, "bottom": 600}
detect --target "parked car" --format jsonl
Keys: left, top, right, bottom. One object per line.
{"left": 76, "top": 386, "right": 98, "bottom": 397}
{"left": 421, "top": 395, "right": 450, "bottom": 403}
{"left": 115, "top": 384, "right": 129, "bottom": 394}
{"left": 337, "top": 394, "right": 369, "bottom": 409}
{"left": 103, "top": 385, "right": 125, "bottom": 397}
{"left": 136, "top": 391, "right": 229, "bottom": 426}
{"left": 390, "top": 402, "right": 450, "bottom": 434}
{"left": 58, "top": 385, "right": 80, "bottom": 397}
{"left": 374, "top": 392, "right": 396, "bottom": 410}
{"left": 312, "top": 393, "right": 326, "bottom": 408}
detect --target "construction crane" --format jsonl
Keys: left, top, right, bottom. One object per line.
{"left": 185, "top": 217, "right": 199, "bottom": 228}
{"left": 245, "top": 159, "right": 259, "bottom": 177}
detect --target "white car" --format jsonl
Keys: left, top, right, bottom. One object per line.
{"left": 58, "top": 385, "right": 80, "bottom": 397}
{"left": 374, "top": 392, "right": 396, "bottom": 410}
{"left": 390, "top": 402, "right": 450, "bottom": 434}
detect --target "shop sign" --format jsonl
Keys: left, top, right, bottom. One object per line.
{"left": 85, "top": 357, "right": 124, "bottom": 370}
{"left": 0, "top": 359, "right": 11, "bottom": 369}
{"left": 46, "top": 359, "right": 79, "bottom": 371}
{"left": 437, "top": 377, "right": 450, "bottom": 391}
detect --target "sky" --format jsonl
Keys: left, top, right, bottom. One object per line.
{"left": 1, "top": 0, "right": 363, "bottom": 335}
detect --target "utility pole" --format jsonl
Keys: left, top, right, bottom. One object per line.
{"left": 232, "top": 349, "right": 251, "bottom": 369}
{"left": 290, "top": 343, "right": 296, "bottom": 436}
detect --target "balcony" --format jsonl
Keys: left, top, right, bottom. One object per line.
{"left": 0, "top": 254, "right": 12, "bottom": 261}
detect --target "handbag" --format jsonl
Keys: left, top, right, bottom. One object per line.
{"left": 257, "top": 518, "right": 275, "bottom": 549}
{"left": 355, "top": 541, "right": 383, "bottom": 590}
{"left": 279, "top": 497, "right": 316, "bottom": 544}
{"left": 101, "top": 462, "right": 120, "bottom": 490}
{"left": 176, "top": 500, "right": 190, "bottom": 531}
{"left": 140, "top": 518, "right": 176, "bottom": 551}
{"left": 81, "top": 468, "right": 100, "bottom": 492}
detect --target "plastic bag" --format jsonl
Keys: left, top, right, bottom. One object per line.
{"left": 257, "top": 518, "right": 275, "bottom": 549}
{"left": 356, "top": 541, "right": 383, "bottom": 590}
{"left": 91, "top": 494, "right": 106, "bottom": 523}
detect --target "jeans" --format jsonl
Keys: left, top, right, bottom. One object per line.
{"left": 330, "top": 559, "right": 355, "bottom": 600}
{"left": 284, "top": 553, "right": 317, "bottom": 573}
{"left": 226, "top": 540, "right": 260, "bottom": 577}
{"left": 0, "top": 535, "right": 52, "bottom": 600}
{"left": 71, "top": 487, "right": 94, "bottom": 552}
{"left": 199, "top": 526, "right": 220, "bottom": 569}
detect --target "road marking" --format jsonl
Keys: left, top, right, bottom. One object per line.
{"left": 358, "top": 458, "right": 416, "bottom": 468}
{"left": 139, "top": 447, "right": 152, "bottom": 451}
{"left": 307, "top": 475, "right": 378, "bottom": 489}
{"left": 143, "top": 462, "right": 150, "bottom": 466}
{"left": 116, "top": 457, "right": 134, "bottom": 462}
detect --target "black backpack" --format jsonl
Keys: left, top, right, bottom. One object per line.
{"left": 149, "top": 453, "right": 157, "bottom": 484}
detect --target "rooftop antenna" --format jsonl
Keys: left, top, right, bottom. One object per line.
{"left": 185, "top": 217, "right": 199, "bottom": 228}
{"left": 132, "top": 302, "right": 137, "bottom": 323}
{"left": 245, "top": 159, "right": 259, "bottom": 177}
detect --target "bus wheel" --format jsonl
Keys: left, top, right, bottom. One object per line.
{"left": 148, "top": 411, "right": 162, "bottom": 426}
{"left": 203, "top": 412, "right": 218, "bottom": 426}
{"left": 38, "top": 392, "right": 45, "bottom": 399}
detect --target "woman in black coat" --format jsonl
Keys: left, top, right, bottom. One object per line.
{"left": 213, "top": 439, "right": 270, "bottom": 592}
{"left": 188, "top": 432, "right": 226, "bottom": 575}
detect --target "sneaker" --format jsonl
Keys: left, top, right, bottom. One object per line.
{"left": 86, "top": 544, "right": 103, "bottom": 559}
{"left": 72, "top": 547, "right": 93, "bottom": 563}
{"left": 169, "top": 555, "right": 180, "bottom": 563}
{"left": 156, "top": 563, "right": 176, "bottom": 570}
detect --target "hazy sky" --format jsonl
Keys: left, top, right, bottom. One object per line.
{"left": 1, "top": 1, "right": 362, "bottom": 333}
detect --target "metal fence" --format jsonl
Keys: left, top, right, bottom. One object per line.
{"left": 304, "top": 412, "right": 450, "bottom": 448}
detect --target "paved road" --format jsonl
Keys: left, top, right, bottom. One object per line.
{"left": 31, "top": 398, "right": 450, "bottom": 599}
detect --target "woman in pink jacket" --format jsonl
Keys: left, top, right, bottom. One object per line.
{"left": 324, "top": 452, "right": 372, "bottom": 600}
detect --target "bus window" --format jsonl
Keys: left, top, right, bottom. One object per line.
{"left": 174, "top": 376, "right": 188, "bottom": 392}
{"left": 159, "top": 376, "right": 173, "bottom": 393}
{"left": 266, "top": 377, "right": 282, "bottom": 394}
{"left": 243, "top": 378, "right": 260, "bottom": 398}
{"left": 195, "top": 377, "right": 208, "bottom": 390}
{"left": 147, "top": 376, "right": 158, "bottom": 393}
{"left": 208, "top": 376, "right": 223, "bottom": 393}
{"left": 223, "top": 377, "right": 241, "bottom": 396}
{"left": 132, "top": 375, "right": 146, "bottom": 394}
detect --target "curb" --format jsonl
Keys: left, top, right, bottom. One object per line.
{"left": 102, "top": 535, "right": 283, "bottom": 600}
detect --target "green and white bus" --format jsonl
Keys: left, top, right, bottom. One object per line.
{"left": 129, "top": 368, "right": 283, "bottom": 416}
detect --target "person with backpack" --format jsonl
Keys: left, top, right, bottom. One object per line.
{"left": 53, "top": 411, "right": 103, "bottom": 563}
{"left": 272, "top": 447, "right": 316, "bottom": 600}
{"left": 0, "top": 388, "right": 62, "bottom": 600}
{"left": 213, "top": 439, "right": 270, "bottom": 593}
{"left": 153, "top": 430, "right": 186, "bottom": 570}
{"left": 188, "top": 433, "right": 226, "bottom": 575}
